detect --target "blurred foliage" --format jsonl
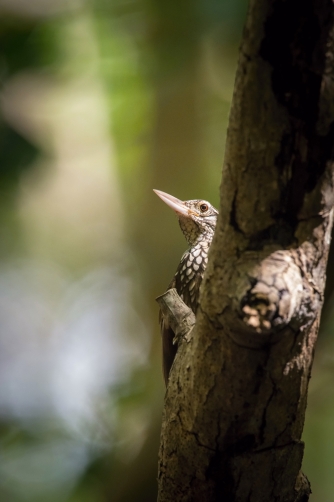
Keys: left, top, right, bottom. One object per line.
{"left": 0, "top": 0, "right": 332, "bottom": 501}
{"left": 0, "top": 22, "right": 38, "bottom": 193}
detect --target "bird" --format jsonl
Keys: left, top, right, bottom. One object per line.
{"left": 153, "top": 189, "right": 218, "bottom": 385}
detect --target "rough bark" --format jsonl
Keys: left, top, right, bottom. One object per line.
{"left": 158, "top": 0, "right": 334, "bottom": 501}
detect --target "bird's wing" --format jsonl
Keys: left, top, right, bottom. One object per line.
{"left": 173, "top": 250, "right": 204, "bottom": 313}
{"left": 159, "top": 253, "right": 205, "bottom": 386}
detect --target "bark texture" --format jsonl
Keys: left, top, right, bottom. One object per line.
{"left": 158, "top": 0, "right": 334, "bottom": 501}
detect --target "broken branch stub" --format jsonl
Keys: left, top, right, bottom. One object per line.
{"left": 156, "top": 289, "right": 196, "bottom": 343}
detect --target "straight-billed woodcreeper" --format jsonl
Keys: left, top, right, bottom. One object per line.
{"left": 154, "top": 189, "right": 218, "bottom": 385}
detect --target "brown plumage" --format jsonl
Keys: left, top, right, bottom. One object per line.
{"left": 154, "top": 190, "right": 218, "bottom": 385}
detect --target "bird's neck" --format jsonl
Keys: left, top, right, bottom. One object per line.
{"left": 178, "top": 215, "right": 215, "bottom": 248}
{"left": 189, "top": 228, "right": 214, "bottom": 249}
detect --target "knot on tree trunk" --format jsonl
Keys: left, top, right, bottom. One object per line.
{"left": 229, "top": 250, "right": 318, "bottom": 348}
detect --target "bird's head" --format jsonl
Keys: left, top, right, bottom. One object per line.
{"left": 154, "top": 189, "right": 218, "bottom": 246}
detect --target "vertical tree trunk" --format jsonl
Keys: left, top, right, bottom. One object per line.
{"left": 158, "top": 0, "right": 334, "bottom": 501}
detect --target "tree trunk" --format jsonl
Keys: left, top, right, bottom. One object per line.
{"left": 158, "top": 0, "right": 334, "bottom": 501}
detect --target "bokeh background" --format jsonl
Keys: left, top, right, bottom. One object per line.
{"left": 0, "top": 0, "right": 333, "bottom": 501}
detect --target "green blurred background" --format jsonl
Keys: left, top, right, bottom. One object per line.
{"left": 0, "top": 0, "right": 332, "bottom": 501}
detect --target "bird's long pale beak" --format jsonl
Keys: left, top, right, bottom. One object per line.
{"left": 153, "top": 189, "right": 193, "bottom": 217}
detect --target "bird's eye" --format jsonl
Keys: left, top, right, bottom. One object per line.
{"left": 199, "top": 203, "right": 209, "bottom": 213}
